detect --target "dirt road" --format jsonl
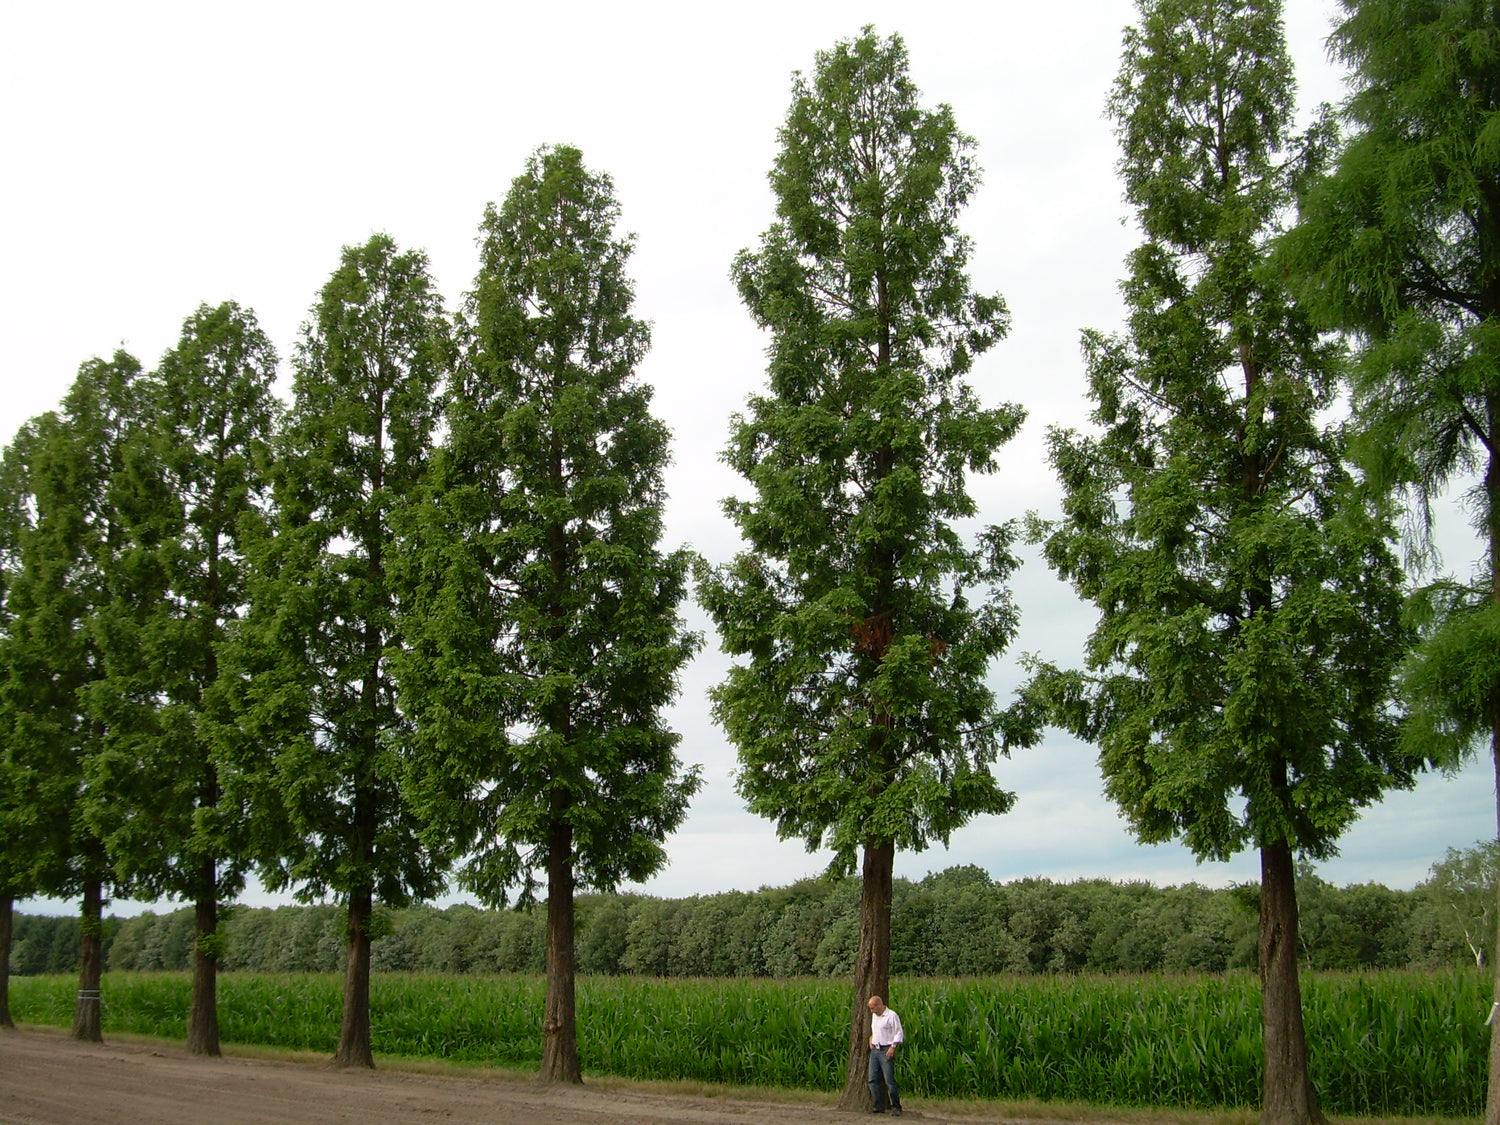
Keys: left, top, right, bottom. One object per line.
{"left": 0, "top": 1026, "right": 1031, "bottom": 1125}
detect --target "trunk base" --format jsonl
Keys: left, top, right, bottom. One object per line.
{"left": 186, "top": 896, "right": 221, "bottom": 1057}
{"left": 333, "top": 892, "right": 375, "bottom": 1069}
{"left": 1258, "top": 845, "right": 1325, "bottom": 1125}
{"left": 539, "top": 819, "right": 582, "bottom": 1085}
{"left": 838, "top": 840, "right": 895, "bottom": 1111}
{"left": 71, "top": 882, "right": 105, "bottom": 1043}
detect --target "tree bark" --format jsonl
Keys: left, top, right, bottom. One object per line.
{"left": 71, "top": 879, "right": 104, "bottom": 1043}
{"left": 0, "top": 891, "right": 13, "bottom": 1029}
{"left": 540, "top": 816, "right": 582, "bottom": 1084}
{"left": 1489, "top": 795, "right": 1500, "bottom": 1125}
{"left": 1258, "top": 843, "right": 1324, "bottom": 1125}
{"left": 186, "top": 874, "right": 221, "bottom": 1056}
{"left": 332, "top": 886, "right": 374, "bottom": 1068}
{"left": 1486, "top": 434, "right": 1500, "bottom": 1125}
{"left": 838, "top": 838, "right": 894, "bottom": 1111}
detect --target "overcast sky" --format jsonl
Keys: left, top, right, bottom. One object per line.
{"left": 4, "top": 0, "right": 1491, "bottom": 916}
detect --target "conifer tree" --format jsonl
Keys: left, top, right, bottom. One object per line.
{"left": 219, "top": 236, "right": 449, "bottom": 1068}
{"left": 87, "top": 302, "right": 281, "bottom": 1055}
{"left": 1280, "top": 6, "right": 1500, "bottom": 1116}
{"left": 0, "top": 418, "right": 45, "bottom": 1030}
{"left": 395, "top": 145, "right": 700, "bottom": 1083}
{"left": 699, "top": 29, "right": 1033, "bottom": 1108}
{"left": 1028, "top": 3, "right": 1417, "bottom": 1122}
{"left": 1, "top": 354, "right": 150, "bottom": 1042}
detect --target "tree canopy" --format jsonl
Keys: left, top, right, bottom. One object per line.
{"left": 1280, "top": 3, "right": 1500, "bottom": 1117}
{"left": 217, "top": 234, "right": 451, "bottom": 1068}
{"left": 701, "top": 26, "right": 1033, "bottom": 1109}
{"left": 1026, "top": 1, "right": 1417, "bottom": 1121}
{"left": 396, "top": 144, "right": 700, "bottom": 1083}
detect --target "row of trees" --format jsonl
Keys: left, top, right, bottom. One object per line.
{"left": 1014, "top": 2, "right": 1500, "bottom": 1124}
{"left": 694, "top": 4, "right": 1500, "bottom": 1122}
{"left": 3, "top": 2, "right": 1497, "bottom": 1123}
{"left": 18, "top": 848, "right": 1497, "bottom": 980}
{"left": 0, "top": 145, "right": 699, "bottom": 1083}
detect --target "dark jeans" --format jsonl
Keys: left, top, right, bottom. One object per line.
{"left": 868, "top": 1047, "right": 900, "bottom": 1110}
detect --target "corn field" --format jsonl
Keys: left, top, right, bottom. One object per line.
{"left": 9, "top": 969, "right": 1488, "bottom": 1116}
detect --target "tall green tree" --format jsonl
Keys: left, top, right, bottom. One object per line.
{"left": 1279, "top": 3, "right": 1500, "bottom": 1117}
{"left": 1, "top": 354, "right": 150, "bottom": 1042}
{"left": 698, "top": 29, "right": 1033, "bottom": 1108}
{"left": 219, "top": 236, "right": 449, "bottom": 1068}
{"left": 1025, "top": 3, "right": 1417, "bottom": 1123}
{"left": 86, "top": 302, "right": 281, "bottom": 1056}
{"left": 0, "top": 418, "right": 47, "bottom": 1030}
{"left": 395, "top": 145, "right": 700, "bottom": 1084}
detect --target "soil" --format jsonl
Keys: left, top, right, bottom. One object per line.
{"left": 0, "top": 1026, "right": 1043, "bottom": 1125}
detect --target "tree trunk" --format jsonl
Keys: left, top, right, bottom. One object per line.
{"left": 71, "top": 880, "right": 104, "bottom": 1043}
{"left": 838, "top": 838, "right": 894, "bottom": 1111}
{"left": 0, "top": 891, "right": 13, "bottom": 1029}
{"left": 1485, "top": 645, "right": 1500, "bottom": 1124}
{"left": 186, "top": 880, "right": 221, "bottom": 1056}
{"left": 1258, "top": 843, "right": 1324, "bottom": 1125}
{"left": 332, "top": 887, "right": 374, "bottom": 1068}
{"left": 540, "top": 817, "right": 582, "bottom": 1084}
{"left": 1489, "top": 799, "right": 1500, "bottom": 1125}
{"left": 1486, "top": 437, "right": 1500, "bottom": 1125}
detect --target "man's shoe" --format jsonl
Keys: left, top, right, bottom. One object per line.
{"left": 891, "top": 1109, "right": 903, "bottom": 1117}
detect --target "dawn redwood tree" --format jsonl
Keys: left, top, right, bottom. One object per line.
{"left": 0, "top": 421, "right": 42, "bottom": 1031}
{"left": 698, "top": 29, "right": 1034, "bottom": 1108}
{"left": 1025, "top": 3, "right": 1417, "bottom": 1123}
{"left": 219, "top": 236, "right": 449, "bottom": 1068}
{"left": 86, "top": 302, "right": 281, "bottom": 1056}
{"left": 0, "top": 355, "right": 151, "bottom": 1042}
{"left": 1279, "top": 3, "right": 1500, "bottom": 1116}
{"left": 394, "top": 145, "right": 700, "bottom": 1084}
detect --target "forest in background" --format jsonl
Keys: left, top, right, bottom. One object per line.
{"left": 14, "top": 847, "right": 1494, "bottom": 980}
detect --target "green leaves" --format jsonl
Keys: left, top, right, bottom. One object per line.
{"left": 1036, "top": 0, "right": 1415, "bottom": 866}
{"left": 1, "top": 351, "right": 150, "bottom": 903}
{"left": 394, "top": 146, "right": 700, "bottom": 906}
{"left": 94, "top": 302, "right": 281, "bottom": 907}
{"left": 705, "top": 29, "right": 1031, "bottom": 874}
{"left": 1282, "top": 4, "right": 1500, "bottom": 852}
{"left": 221, "top": 234, "right": 450, "bottom": 910}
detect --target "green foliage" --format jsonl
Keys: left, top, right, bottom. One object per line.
{"left": 85, "top": 302, "right": 281, "bottom": 915}
{"left": 1282, "top": 0, "right": 1500, "bottom": 772}
{"left": 395, "top": 145, "right": 700, "bottom": 906}
{"left": 0, "top": 422, "right": 49, "bottom": 905}
{"left": 703, "top": 26, "right": 1031, "bottom": 877}
{"left": 1, "top": 354, "right": 152, "bottom": 909}
{"left": 1030, "top": 0, "right": 1415, "bottom": 864}
{"left": 215, "top": 234, "right": 451, "bottom": 910}
{"left": 23, "top": 854, "right": 1495, "bottom": 984}
{"left": 1405, "top": 840, "right": 1500, "bottom": 969}
{"left": 8, "top": 913, "right": 86, "bottom": 976}
{"left": 1295, "top": 862, "right": 1413, "bottom": 971}
{"left": 8, "top": 968, "right": 1489, "bottom": 1115}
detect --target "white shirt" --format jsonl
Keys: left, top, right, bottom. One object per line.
{"left": 869, "top": 1006, "right": 904, "bottom": 1048}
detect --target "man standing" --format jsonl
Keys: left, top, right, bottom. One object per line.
{"left": 866, "top": 995, "right": 904, "bottom": 1116}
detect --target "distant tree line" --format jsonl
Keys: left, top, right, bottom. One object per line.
{"left": 13, "top": 848, "right": 1494, "bottom": 980}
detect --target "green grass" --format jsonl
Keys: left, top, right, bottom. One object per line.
{"left": 9, "top": 968, "right": 1489, "bottom": 1118}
